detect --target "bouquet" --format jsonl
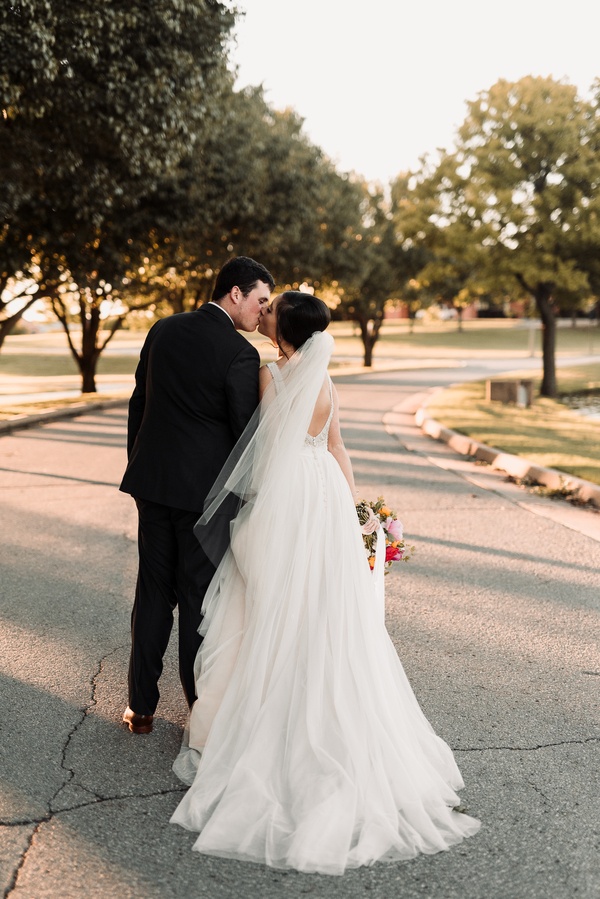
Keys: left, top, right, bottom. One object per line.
{"left": 355, "top": 496, "right": 413, "bottom": 573}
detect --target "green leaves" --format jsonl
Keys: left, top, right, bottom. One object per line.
{"left": 0, "top": 0, "right": 235, "bottom": 380}
{"left": 392, "top": 75, "right": 600, "bottom": 395}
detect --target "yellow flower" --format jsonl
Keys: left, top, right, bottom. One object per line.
{"left": 380, "top": 506, "right": 391, "bottom": 517}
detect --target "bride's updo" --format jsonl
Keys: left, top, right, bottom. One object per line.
{"left": 276, "top": 291, "right": 331, "bottom": 351}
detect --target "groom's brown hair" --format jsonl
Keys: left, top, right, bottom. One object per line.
{"left": 212, "top": 256, "right": 275, "bottom": 301}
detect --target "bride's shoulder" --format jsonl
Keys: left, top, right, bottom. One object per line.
{"left": 259, "top": 363, "right": 275, "bottom": 398}
{"left": 259, "top": 362, "right": 275, "bottom": 381}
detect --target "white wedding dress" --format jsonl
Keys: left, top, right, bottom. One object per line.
{"left": 170, "top": 332, "right": 479, "bottom": 875}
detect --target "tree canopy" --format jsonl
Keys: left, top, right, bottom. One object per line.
{"left": 1, "top": 0, "right": 235, "bottom": 386}
{"left": 121, "top": 86, "right": 372, "bottom": 327}
{"left": 394, "top": 76, "right": 600, "bottom": 395}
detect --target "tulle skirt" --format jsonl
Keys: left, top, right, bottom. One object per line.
{"left": 170, "top": 444, "right": 480, "bottom": 875}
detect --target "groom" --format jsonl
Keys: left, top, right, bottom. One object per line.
{"left": 120, "top": 256, "right": 275, "bottom": 733}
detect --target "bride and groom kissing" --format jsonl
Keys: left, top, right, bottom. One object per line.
{"left": 119, "top": 256, "right": 480, "bottom": 875}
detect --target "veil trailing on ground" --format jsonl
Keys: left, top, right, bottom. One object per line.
{"left": 194, "top": 330, "right": 335, "bottom": 568}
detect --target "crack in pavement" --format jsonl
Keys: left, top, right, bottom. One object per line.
{"left": 525, "top": 778, "right": 551, "bottom": 805}
{"left": 454, "top": 736, "right": 600, "bottom": 752}
{"left": 3, "top": 645, "right": 126, "bottom": 898}
{"left": 3, "top": 739, "right": 595, "bottom": 831}
{"left": 0, "top": 787, "right": 187, "bottom": 828}
{"left": 49, "top": 645, "right": 126, "bottom": 811}
{"left": 516, "top": 753, "right": 552, "bottom": 805}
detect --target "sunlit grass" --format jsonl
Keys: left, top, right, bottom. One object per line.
{"left": 3, "top": 319, "right": 599, "bottom": 375}
{"left": 424, "top": 364, "right": 600, "bottom": 485}
{"left": 377, "top": 320, "right": 600, "bottom": 356}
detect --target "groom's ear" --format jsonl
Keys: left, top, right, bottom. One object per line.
{"left": 230, "top": 286, "right": 242, "bottom": 305}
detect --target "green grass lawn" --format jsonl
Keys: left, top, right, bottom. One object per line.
{"left": 379, "top": 319, "right": 600, "bottom": 356}
{"left": 2, "top": 319, "right": 599, "bottom": 378}
{"left": 424, "top": 363, "right": 600, "bottom": 485}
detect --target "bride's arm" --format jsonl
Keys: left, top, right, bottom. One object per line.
{"left": 327, "top": 385, "right": 357, "bottom": 498}
{"left": 258, "top": 365, "right": 274, "bottom": 400}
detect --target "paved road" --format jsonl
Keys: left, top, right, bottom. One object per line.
{"left": 1, "top": 367, "right": 599, "bottom": 899}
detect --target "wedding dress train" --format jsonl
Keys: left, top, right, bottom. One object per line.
{"left": 170, "top": 333, "right": 479, "bottom": 875}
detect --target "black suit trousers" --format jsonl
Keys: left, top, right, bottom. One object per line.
{"left": 128, "top": 498, "right": 216, "bottom": 715}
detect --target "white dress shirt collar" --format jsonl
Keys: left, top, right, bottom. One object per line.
{"left": 208, "top": 301, "right": 234, "bottom": 326}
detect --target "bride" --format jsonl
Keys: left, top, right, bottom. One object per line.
{"left": 170, "top": 291, "right": 480, "bottom": 875}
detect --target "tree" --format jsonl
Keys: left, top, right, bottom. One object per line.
{"left": 0, "top": 3, "right": 55, "bottom": 344}
{"left": 392, "top": 170, "right": 475, "bottom": 331}
{"left": 333, "top": 189, "right": 411, "bottom": 367}
{"left": 396, "top": 188, "right": 485, "bottom": 332}
{"left": 131, "top": 86, "right": 369, "bottom": 317}
{"left": 1, "top": 0, "right": 235, "bottom": 390}
{"left": 393, "top": 77, "right": 600, "bottom": 396}
{"left": 163, "top": 88, "right": 347, "bottom": 302}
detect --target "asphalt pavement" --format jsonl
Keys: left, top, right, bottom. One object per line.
{"left": 1, "top": 366, "right": 599, "bottom": 899}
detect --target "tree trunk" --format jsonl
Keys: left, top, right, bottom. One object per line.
{"left": 357, "top": 316, "right": 381, "bottom": 367}
{"left": 78, "top": 300, "right": 102, "bottom": 393}
{"left": 456, "top": 307, "right": 463, "bottom": 332}
{"left": 79, "top": 355, "right": 100, "bottom": 393}
{"left": 53, "top": 291, "right": 131, "bottom": 394}
{"left": 535, "top": 285, "right": 557, "bottom": 398}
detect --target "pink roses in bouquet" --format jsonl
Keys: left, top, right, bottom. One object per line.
{"left": 355, "top": 496, "right": 414, "bottom": 573}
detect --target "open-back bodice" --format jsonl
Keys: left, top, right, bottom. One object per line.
{"left": 266, "top": 362, "right": 333, "bottom": 449}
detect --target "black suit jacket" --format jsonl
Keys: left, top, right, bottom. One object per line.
{"left": 119, "top": 304, "right": 260, "bottom": 512}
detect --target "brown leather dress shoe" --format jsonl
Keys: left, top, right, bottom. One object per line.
{"left": 122, "top": 706, "right": 154, "bottom": 734}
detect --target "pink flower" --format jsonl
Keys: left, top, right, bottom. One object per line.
{"left": 385, "top": 517, "right": 403, "bottom": 541}
{"left": 361, "top": 508, "right": 380, "bottom": 535}
{"left": 386, "top": 544, "right": 403, "bottom": 562}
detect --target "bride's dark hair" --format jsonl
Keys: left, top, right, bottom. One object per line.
{"left": 276, "top": 291, "right": 331, "bottom": 351}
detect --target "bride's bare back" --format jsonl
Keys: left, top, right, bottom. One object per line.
{"left": 260, "top": 365, "right": 329, "bottom": 435}
{"left": 259, "top": 362, "right": 356, "bottom": 495}
{"left": 307, "top": 375, "right": 332, "bottom": 437}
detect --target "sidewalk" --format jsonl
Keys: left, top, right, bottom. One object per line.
{"left": 1, "top": 370, "right": 599, "bottom": 898}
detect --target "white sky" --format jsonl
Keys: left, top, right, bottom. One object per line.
{"left": 232, "top": 0, "right": 599, "bottom": 184}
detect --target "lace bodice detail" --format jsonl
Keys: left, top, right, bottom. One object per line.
{"left": 266, "top": 362, "right": 333, "bottom": 449}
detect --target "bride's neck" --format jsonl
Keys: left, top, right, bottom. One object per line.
{"left": 277, "top": 340, "right": 295, "bottom": 360}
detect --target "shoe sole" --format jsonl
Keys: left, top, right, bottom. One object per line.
{"left": 126, "top": 723, "right": 153, "bottom": 734}
{"left": 122, "top": 715, "right": 153, "bottom": 734}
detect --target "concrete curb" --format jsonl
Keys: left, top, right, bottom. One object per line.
{"left": 415, "top": 405, "right": 600, "bottom": 509}
{"left": 0, "top": 396, "right": 129, "bottom": 435}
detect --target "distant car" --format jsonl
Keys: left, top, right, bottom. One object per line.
{"left": 415, "top": 305, "right": 457, "bottom": 321}
{"left": 438, "top": 306, "right": 458, "bottom": 320}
